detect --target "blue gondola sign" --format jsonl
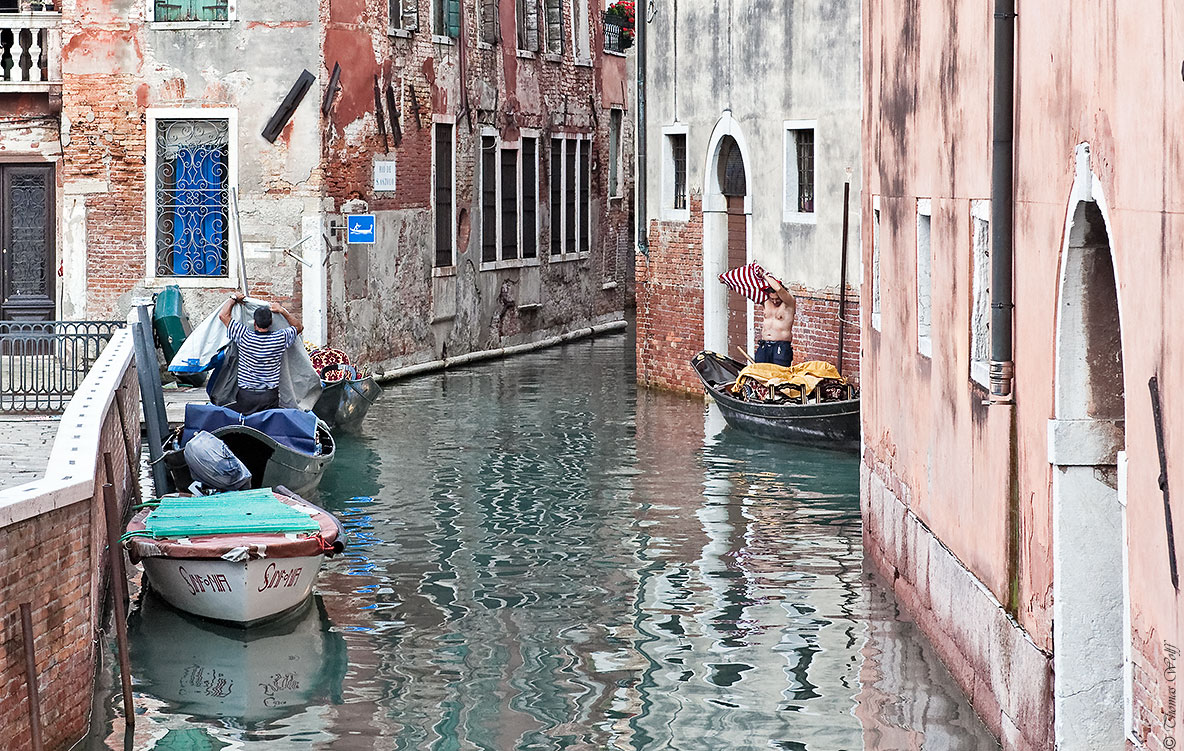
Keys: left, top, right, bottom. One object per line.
{"left": 346, "top": 214, "right": 376, "bottom": 245}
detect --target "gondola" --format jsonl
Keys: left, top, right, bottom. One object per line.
{"left": 162, "top": 404, "right": 336, "bottom": 496}
{"left": 311, "top": 374, "right": 382, "bottom": 433}
{"left": 691, "top": 350, "right": 860, "bottom": 451}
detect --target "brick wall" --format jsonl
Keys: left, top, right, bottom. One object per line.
{"left": 0, "top": 337, "right": 139, "bottom": 750}
{"left": 637, "top": 194, "right": 862, "bottom": 393}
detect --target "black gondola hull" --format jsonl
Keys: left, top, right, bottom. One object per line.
{"left": 691, "top": 351, "right": 861, "bottom": 451}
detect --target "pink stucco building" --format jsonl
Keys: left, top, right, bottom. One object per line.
{"left": 862, "top": 2, "right": 1184, "bottom": 749}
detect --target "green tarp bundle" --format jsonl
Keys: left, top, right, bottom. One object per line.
{"left": 140, "top": 488, "right": 321, "bottom": 539}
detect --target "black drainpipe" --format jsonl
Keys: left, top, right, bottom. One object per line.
{"left": 989, "top": 0, "right": 1016, "bottom": 400}
{"left": 636, "top": 1, "right": 649, "bottom": 256}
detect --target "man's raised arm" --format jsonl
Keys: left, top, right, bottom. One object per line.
{"left": 219, "top": 291, "right": 246, "bottom": 326}
{"left": 270, "top": 302, "right": 304, "bottom": 334}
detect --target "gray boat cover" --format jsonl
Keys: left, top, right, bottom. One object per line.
{"left": 168, "top": 298, "right": 322, "bottom": 410}
{"left": 182, "top": 430, "right": 252, "bottom": 491}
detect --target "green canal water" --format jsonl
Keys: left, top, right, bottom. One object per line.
{"left": 88, "top": 333, "right": 998, "bottom": 750}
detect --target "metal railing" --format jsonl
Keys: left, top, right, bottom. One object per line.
{"left": 603, "top": 15, "right": 630, "bottom": 53}
{"left": 0, "top": 11, "right": 61, "bottom": 88}
{"left": 0, "top": 321, "right": 125, "bottom": 413}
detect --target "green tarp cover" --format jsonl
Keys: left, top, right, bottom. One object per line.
{"left": 142, "top": 488, "right": 321, "bottom": 539}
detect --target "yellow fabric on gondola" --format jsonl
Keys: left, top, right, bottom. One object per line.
{"left": 731, "top": 360, "right": 845, "bottom": 398}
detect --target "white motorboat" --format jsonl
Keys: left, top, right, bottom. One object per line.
{"left": 124, "top": 487, "right": 345, "bottom": 625}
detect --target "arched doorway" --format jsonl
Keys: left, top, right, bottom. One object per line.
{"left": 702, "top": 113, "right": 752, "bottom": 357}
{"left": 1052, "top": 184, "right": 1126, "bottom": 747}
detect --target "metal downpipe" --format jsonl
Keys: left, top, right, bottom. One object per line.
{"left": 636, "top": 0, "right": 649, "bottom": 256}
{"left": 989, "top": 0, "right": 1016, "bottom": 400}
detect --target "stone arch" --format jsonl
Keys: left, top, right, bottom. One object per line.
{"left": 702, "top": 112, "right": 753, "bottom": 356}
{"left": 1050, "top": 142, "right": 1127, "bottom": 749}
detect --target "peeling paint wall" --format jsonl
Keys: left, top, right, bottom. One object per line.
{"left": 321, "top": 0, "right": 634, "bottom": 371}
{"left": 60, "top": 0, "right": 325, "bottom": 320}
{"left": 863, "top": 2, "right": 1184, "bottom": 749}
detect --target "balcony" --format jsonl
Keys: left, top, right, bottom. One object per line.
{"left": 603, "top": 14, "right": 631, "bottom": 54}
{"left": 0, "top": 11, "right": 61, "bottom": 92}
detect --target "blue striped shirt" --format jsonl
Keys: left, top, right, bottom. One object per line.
{"left": 227, "top": 320, "right": 298, "bottom": 390}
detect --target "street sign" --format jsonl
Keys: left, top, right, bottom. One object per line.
{"left": 346, "top": 214, "right": 376, "bottom": 245}
{"left": 373, "top": 160, "right": 396, "bottom": 192}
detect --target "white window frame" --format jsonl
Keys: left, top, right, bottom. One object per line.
{"left": 871, "top": 195, "right": 881, "bottom": 331}
{"left": 570, "top": 0, "right": 590, "bottom": 64}
{"left": 549, "top": 132, "right": 592, "bottom": 262}
{"left": 145, "top": 107, "right": 239, "bottom": 288}
{"left": 480, "top": 127, "right": 542, "bottom": 270}
{"left": 661, "top": 123, "right": 689, "bottom": 222}
{"left": 970, "top": 198, "right": 991, "bottom": 386}
{"left": 783, "top": 119, "right": 817, "bottom": 225}
{"left": 432, "top": 116, "right": 458, "bottom": 275}
{"left": 916, "top": 197, "right": 932, "bottom": 358}
{"left": 607, "top": 107, "right": 624, "bottom": 200}
{"left": 146, "top": 0, "right": 236, "bottom": 28}
{"left": 389, "top": 0, "right": 419, "bottom": 36}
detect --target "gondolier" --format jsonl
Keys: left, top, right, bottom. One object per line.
{"left": 218, "top": 292, "right": 303, "bottom": 414}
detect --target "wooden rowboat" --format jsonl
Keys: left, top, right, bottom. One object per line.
{"left": 124, "top": 486, "right": 345, "bottom": 625}
{"left": 691, "top": 350, "right": 861, "bottom": 451}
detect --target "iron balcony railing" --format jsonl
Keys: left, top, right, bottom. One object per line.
{"left": 0, "top": 11, "right": 62, "bottom": 90}
{"left": 0, "top": 320, "right": 125, "bottom": 413}
{"left": 603, "top": 14, "right": 630, "bottom": 53}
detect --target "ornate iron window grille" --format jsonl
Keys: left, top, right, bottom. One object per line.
{"left": 155, "top": 118, "right": 230, "bottom": 278}
{"left": 603, "top": 14, "right": 629, "bottom": 53}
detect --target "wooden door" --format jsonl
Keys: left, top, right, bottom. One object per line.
{"left": 726, "top": 195, "right": 747, "bottom": 357}
{"left": 1, "top": 164, "right": 55, "bottom": 322}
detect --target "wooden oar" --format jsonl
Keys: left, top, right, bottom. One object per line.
{"left": 736, "top": 346, "right": 754, "bottom": 364}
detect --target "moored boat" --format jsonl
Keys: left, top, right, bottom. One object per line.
{"left": 123, "top": 486, "right": 345, "bottom": 625}
{"left": 163, "top": 403, "right": 335, "bottom": 496}
{"left": 312, "top": 374, "right": 382, "bottom": 433}
{"left": 691, "top": 350, "right": 861, "bottom": 451}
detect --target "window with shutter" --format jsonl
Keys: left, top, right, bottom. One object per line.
{"left": 501, "top": 148, "right": 519, "bottom": 260}
{"left": 400, "top": 0, "right": 418, "bottom": 30}
{"left": 516, "top": 0, "right": 539, "bottom": 52}
{"left": 481, "top": 137, "right": 498, "bottom": 263}
{"left": 578, "top": 140, "right": 590, "bottom": 254}
{"left": 481, "top": 0, "right": 499, "bottom": 43}
{"left": 433, "top": 123, "right": 454, "bottom": 267}
{"left": 446, "top": 0, "right": 460, "bottom": 37}
{"left": 522, "top": 138, "right": 538, "bottom": 258}
{"left": 544, "top": 0, "right": 563, "bottom": 54}
{"left": 550, "top": 139, "right": 563, "bottom": 256}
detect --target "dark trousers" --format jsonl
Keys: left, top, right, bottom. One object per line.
{"left": 754, "top": 340, "right": 794, "bottom": 367}
{"left": 234, "top": 386, "right": 279, "bottom": 415}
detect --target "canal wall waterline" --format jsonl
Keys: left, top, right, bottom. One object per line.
{"left": 0, "top": 331, "right": 140, "bottom": 751}
{"left": 374, "top": 319, "right": 628, "bottom": 384}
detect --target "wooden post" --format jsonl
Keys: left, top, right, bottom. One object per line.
{"left": 836, "top": 180, "right": 851, "bottom": 376}
{"left": 19, "top": 602, "right": 43, "bottom": 751}
{"left": 101, "top": 471, "right": 135, "bottom": 730}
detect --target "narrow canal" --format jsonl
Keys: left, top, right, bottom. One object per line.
{"left": 88, "top": 333, "right": 998, "bottom": 750}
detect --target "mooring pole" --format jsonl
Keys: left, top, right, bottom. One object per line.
{"left": 102, "top": 473, "right": 135, "bottom": 730}
{"left": 836, "top": 180, "right": 851, "bottom": 375}
{"left": 19, "top": 602, "right": 43, "bottom": 751}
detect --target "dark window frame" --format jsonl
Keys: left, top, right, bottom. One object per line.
{"left": 433, "top": 121, "right": 454, "bottom": 268}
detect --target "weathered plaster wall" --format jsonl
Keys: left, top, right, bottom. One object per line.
{"left": 322, "top": 0, "right": 633, "bottom": 370}
{"left": 863, "top": 1, "right": 1184, "bottom": 748}
{"left": 60, "top": 0, "right": 325, "bottom": 320}
{"left": 637, "top": 0, "right": 862, "bottom": 392}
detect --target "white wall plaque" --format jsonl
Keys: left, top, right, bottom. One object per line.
{"left": 373, "top": 160, "right": 396, "bottom": 192}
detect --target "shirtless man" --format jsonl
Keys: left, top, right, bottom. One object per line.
{"left": 755, "top": 273, "right": 796, "bottom": 367}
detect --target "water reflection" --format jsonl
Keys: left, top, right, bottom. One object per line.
{"left": 91, "top": 333, "right": 997, "bottom": 750}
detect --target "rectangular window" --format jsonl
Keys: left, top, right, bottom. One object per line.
{"left": 917, "top": 199, "right": 932, "bottom": 357}
{"left": 501, "top": 147, "right": 519, "bottom": 260}
{"left": 784, "top": 122, "right": 816, "bottom": 221}
{"left": 390, "top": 0, "right": 419, "bottom": 30}
{"left": 970, "top": 199, "right": 991, "bottom": 385}
{"left": 608, "top": 108, "right": 622, "bottom": 198}
{"left": 481, "top": 0, "right": 499, "bottom": 43}
{"left": 155, "top": 0, "right": 228, "bottom": 22}
{"left": 481, "top": 136, "right": 498, "bottom": 263}
{"left": 544, "top": 0, "right": 563, "bottom": 53}
{"left": 871, "top": 196, "right": 881, "bottom": 331}
{"left": 571, "top": 0, "right": 589, "bottom": 60}
{"left": 516, "top": 0, "right": 540, "bottom": 51}
{"left": 153, "top": 116, "right": 231, "bottom": 278}
{"left": 578, "top": 140, "right": 590, "bottom": 254}
{"left": 565, "top": 140, "right": 577, "bottom": 252}
{"left": 522, "top": 137, "right": 538, "bottom": 258}
{"left": 550, "top": 138, "right": 563, "bottom": 255}
{"left": 434, "top": 0, "right": 460, "bottom": 37}
{"left": 433, "top": 123, "right": 454, "bottom": 267}
{"left": 669, "top": 133, "right": 687, "bottom": 211}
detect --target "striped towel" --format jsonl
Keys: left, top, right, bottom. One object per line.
{"left": 719, "top": 262, "right": 772, "bottom": 303}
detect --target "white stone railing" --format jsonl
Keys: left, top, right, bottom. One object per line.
{"left": 0, "top": 12, "right": 61, "bottom": 89}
